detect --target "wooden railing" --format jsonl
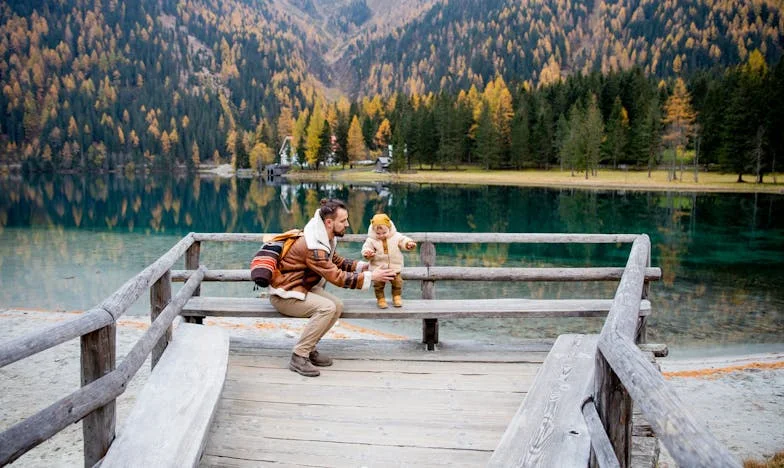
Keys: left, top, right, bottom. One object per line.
{"left": 0, "top": 231, "right": 738, "bottom": 467}
{"left": 582, "top": 236, "right": 740, "bottom": 468}
{"left": 0, "top": 234, "right": 201, "bottom": 467}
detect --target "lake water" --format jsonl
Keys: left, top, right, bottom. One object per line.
{"left": 0, "top": 173, "right": 782, "bottom": 357}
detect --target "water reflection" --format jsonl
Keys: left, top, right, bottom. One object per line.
{"left": 0, "top": 174, "right": 782, "bottom": 353}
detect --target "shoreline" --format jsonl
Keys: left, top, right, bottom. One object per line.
{"left": 284, "top": 167, "right": 784, "bottom": 194}
{"left": 1, "top": 309, "right": 782, "bottom": 466}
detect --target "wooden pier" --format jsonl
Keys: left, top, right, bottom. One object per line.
{"left": 0, "top": 232, "right": 742, "bottom": 467}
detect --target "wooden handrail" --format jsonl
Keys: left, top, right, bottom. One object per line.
{"left": 0, "top": 234, "right": 195, "bottom": 370}
{"left": 593, "top": 235, "right": 741, "bottom": 468}
{"left": 170, "top": 266, "right": 663, "bottom": 283}
{"left": 0, "top": 267, "right": 205, "bottom": 466}
{"left": 193, "top": 232, "right": 643, "bottom": 244}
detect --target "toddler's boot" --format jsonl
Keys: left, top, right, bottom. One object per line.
{"left": 376, "top": 297, "right": 388, "bottom": 309}
{"left": 392, "top": 295, "right": 403, "bottom": 307}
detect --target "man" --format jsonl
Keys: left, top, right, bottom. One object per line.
{"left": 269, "top": 198, "right": 397, "bottom": 376}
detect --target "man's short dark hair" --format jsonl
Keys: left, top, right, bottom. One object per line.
{"left": 319, "top": 198, "right": 347, "bottom": 220}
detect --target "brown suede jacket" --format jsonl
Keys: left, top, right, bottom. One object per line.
{"left": 269, "top": 236, "right": 367, "bottom": 300}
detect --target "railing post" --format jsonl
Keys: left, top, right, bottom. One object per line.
{"left": 420, "top": 241, "right": 438, "bottom": 350}
{"left": 636, "top": 250, "right": 652, "bottom": 344}
{"left": 81, "top": 322, "right": 116, "bottom": 468}
{"left": 591, "top": 348, "right": 632, "bottom": 468}
{"left": 150, "top": 270, "right": 172, "bottom": 369}
{"left": 184, "top": 241, "right": 202, "bottom": 324}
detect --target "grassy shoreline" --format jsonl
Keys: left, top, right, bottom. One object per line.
{"left": 285, "top": 167, "right": 784, "bottom": 194}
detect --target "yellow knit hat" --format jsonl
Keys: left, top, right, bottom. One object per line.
{"left": 370, "top": 213, "right": 392, "bottom": 228}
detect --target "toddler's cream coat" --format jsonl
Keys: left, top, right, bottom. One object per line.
{"left": 361, "top": 220, "right": 414, "bottom": 273}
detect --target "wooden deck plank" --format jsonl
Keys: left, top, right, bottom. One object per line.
{"left": 229, "top": 353, "right": 541, "bottom": 375}
{"left": 221, "top": 381, "right": 528, "bottom": 410}
{"left": 226, "top": 365, "right": 535, "bottom": 392}
{"left": 201, "top": 438, "right": 491, "bottom": 467}
{"left": 229, "top": 337, "right": 554, "bottom": 362}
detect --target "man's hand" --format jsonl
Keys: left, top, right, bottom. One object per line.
{"left": 371, "top": 268, "right": 396, "bottom": 283}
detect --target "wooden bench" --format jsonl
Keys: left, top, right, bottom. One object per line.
{"left": 101, "top": 323, "right": 229, "bottom": 467}
{"left": 182, "top": 296, "right": 650, "bottom": 349}
{"left": 489, "top": 333, "right": 598, "bottom": 467}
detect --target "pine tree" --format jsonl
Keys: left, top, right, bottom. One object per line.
{"left": 234, "top": 132, "right": 249, "bottom": 169}
{"left": 602, "top": 97, "right": 628, "bottom": 169}
{"left": 317, "top": 119, "right": 332, "bottom": 169}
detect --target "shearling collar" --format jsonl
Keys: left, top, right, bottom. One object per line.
{"left": 304, "top": 209, "right": 335, "bottom": 253}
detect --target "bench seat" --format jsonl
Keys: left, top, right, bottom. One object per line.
{"left": 182, "top": 297, "right": 651, "bottom": 319}
{"left": 102, "top": 323, "right": 229, "bottom": 467}
{"left": 489, "top": 333, "right": 597, "bottom": 467}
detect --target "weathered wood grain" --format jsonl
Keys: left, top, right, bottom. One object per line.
{"left": 102, "top": 323, "right": 229, "bottom": 468}
{"left": 183, "top": 296, "right": 651, "bottom": 319}
{"left": 582, "top": 397, "right": 621, "bottom": 468}
{"left": 420, "top": 240, "right": 438, "bottom": 348}
{"left": 488, "top": 334, "right": 597, "bottom": 468}
{"left": 184, "top": 241, "right": 203, "bottom": 324}
{"left": 150, "top": 269, "right": 172, "bottom": 369}
{"left": 80, "top": 322, "right": 116, "bottom": 468}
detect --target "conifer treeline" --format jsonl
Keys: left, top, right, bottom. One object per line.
{"left": 286, "top": 55, "right": 784, "bottom": 182}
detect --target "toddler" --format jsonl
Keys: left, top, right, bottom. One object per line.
{"left": 361, "top": 213, "right": 416, "bottom": 308}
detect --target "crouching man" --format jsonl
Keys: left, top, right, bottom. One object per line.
{"left": 269, "top": 198, "right": 396, "bottom": 377}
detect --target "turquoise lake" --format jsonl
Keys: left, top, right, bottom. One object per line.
{"left": 0, "top": 174, "right": 782, "bottom": 357}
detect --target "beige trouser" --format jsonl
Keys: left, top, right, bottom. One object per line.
{"left": 269, "top": 286, "right": 343, "bottom": 358}
{"left": 373, "top": 272, "right": 403, "bottom": 299}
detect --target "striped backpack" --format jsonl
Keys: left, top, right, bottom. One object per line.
{"left": 250, "top": 229, "right": 303, "bottom": 287}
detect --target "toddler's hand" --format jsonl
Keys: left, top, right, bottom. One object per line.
{"left": 406, "top": 241, "right": 416, "bottom": 250}
{"left": 362, "top": 250, "right": 375, "bottom": 259}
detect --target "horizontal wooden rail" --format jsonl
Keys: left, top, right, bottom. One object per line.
{"left": 0, "top": 235, "right": 195, "bottom": 369}
{"left": 193, "top": 232, "right": 643, "bottom": 244}
{"left": 0, "top": 308, "right": 113, "bottom": 369}
{"left": 0, "top": 267, "right": 205, "bottom": 466}
{"left": 170, "top": 267, "right": 662, "bottom": 283}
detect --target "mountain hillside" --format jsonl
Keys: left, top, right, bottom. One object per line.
{"left": 342, "top": 0, "right": 784, "bottom": 96}
{"left": 1, "top": 0, "right": 783, "bottom": 171}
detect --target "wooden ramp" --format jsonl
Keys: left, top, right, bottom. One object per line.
{"left": 199, "top": 338, "right": 658, "bottom": 467}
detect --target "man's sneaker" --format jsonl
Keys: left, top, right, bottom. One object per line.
{"left": 289, "top": 353, "right": 320, "bottom": 377}
{"left": 309, "top": 349, "right": 333, "bottom": 367}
